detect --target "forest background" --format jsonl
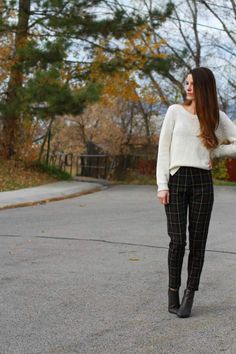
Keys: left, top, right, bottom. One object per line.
{"left": 0, "top": 0, "right": 236, "bottom": 188}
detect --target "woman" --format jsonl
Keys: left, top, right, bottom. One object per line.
{"left": 156, "top": 67, "right": 236, "bottom": 318}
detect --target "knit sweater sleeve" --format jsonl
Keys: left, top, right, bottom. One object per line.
{"left": 156, "top": 106, "right": 175, "bottom": 191}
{"left": 211, "top": 112, "right": 236, "bottom": 158}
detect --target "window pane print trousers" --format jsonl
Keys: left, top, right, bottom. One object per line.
{"left": 164, "top": 166, "right": 214, "bottom": 291}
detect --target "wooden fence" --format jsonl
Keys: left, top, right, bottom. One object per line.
{"left": 47, "top": 152, "right": 157, "bottom": 179}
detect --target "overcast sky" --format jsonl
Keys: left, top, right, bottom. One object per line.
{"left": 114, "top": 0, "right": 236, "bottom": 114}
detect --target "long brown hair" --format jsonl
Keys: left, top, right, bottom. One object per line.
{"left": 184, "top": 67, "right": 219, "bottom": 150}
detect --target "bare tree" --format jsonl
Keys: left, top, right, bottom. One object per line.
{"left": 128, "top": 0, "right": 236, "bottom": 113}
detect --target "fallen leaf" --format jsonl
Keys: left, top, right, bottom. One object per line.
{"left": 129, "top": 257, "right": 140, "bottom": 261}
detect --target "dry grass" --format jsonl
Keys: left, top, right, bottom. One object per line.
{"left": 0, "top": 160, "right": 57, "bottom": 192}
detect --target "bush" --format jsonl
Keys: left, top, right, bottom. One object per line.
{"left": 35, "top": 162, "right": 72, "bottom": 180}
{"left": 212, "top": 157, "right": 229, "bottom": 181}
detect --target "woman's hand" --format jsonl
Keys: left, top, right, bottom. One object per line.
{"left": 157, "top": 190, "right": 170, "bottom": 205}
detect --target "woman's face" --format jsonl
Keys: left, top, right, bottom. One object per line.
{"left": 185, "top": 74, "right": 194, "bottom": 101}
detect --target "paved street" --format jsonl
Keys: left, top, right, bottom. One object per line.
{"left": 0, "top": 185, "right": 236, "bottom": 354}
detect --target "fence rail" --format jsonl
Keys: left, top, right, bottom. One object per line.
{"left": 46, "top": 152, "right": 157, "bottom": 179}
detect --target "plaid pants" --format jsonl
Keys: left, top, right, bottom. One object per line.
{"left": 164, "top": 166, "right": 214, "bottom": 291}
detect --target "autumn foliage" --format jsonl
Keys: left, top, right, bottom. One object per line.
{"left": 0, "top": 1, "right": 172, "bottom": 164}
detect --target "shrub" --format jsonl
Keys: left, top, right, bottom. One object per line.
{"left": 212, "top": 158, "right": 229, "bottom": 181}
{"left": 34, "top": 162, "right": 72, "bottom": 180}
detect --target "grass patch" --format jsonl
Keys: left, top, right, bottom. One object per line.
{"left": 36, "top": 162, "right": 72, "bottom": 181}
{"left": 115, "top": 177, "right": 156, "bottom": 185}
{"left": 112, "top": 170, "right": 156, "bottom": 185}
{"left": 213, "top": 178, "right": 236, "bottom": 186}
{"left": 111, "top": 171, "right": 236, "bottom": 186}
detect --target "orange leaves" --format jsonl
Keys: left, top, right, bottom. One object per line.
{"left": 88, "top": 24, "right": 167, "bottom": 106}
{"left": 89, "top": 47, "right": 140, "bottom": 104}
{"left": 102, "top": 72, "right": 140, "bottom": 104}
{"left": 123, "top": 24, "right": 164, "bottom": 67}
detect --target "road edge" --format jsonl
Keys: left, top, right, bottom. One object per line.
{"left": 0, "top": 186, "right": 104, "bottom": 211}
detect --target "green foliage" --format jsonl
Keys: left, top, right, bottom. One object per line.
{"left": 20, "top": 39, "right": 68, "bottom": 72}
{"left": 149, "top": 2, "right": 175, "bottom": 27}
{"left": 36, "top": 162, "right": 72, "bottom": 180}
{"left": 22, "top": 70, "right": 102, "bottom": 117}
{"left": 212, "top": 157, "right": 229, "bottom": 181}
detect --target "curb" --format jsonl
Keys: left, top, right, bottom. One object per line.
{"left": 0, "top": 186, "right": 103, "bottom": 212}
{"left": 73, "top": 176, "right": 112, "bottom": 186}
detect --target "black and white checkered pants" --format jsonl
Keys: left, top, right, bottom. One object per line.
{"left": 164, "top": 166, "right": 214, "bottom": 291}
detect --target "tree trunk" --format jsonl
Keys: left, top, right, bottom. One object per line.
{"left": 38, "top": 117, "right": 55, "bottom": 163}
{"left": 3, "top": 0, "right": 31, "bottom": 158}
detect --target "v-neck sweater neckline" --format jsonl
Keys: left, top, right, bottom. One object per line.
{"left": 178, "top": 104, "right": 197, "bottom": 118}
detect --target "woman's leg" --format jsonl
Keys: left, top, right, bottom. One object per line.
{"left": 165, "top": 187, "right": 189, "bottom": 290}
{"left": 187, "top": 170, "right": 214, "bottom": 291}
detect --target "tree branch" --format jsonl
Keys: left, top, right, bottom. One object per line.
{"left": 200, "top": 0, "right": 236, "bottom": 45}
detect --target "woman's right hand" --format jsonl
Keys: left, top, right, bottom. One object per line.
{"left": 157, "top": 190, "right": 170, "bottom": 205}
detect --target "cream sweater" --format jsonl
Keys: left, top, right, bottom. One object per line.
{"left": 156, "top": 104, "right": 236, "bottom": 192}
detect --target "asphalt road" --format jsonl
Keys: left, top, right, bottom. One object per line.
{"left": 0, "top": 185, "right": 236, "bottom": 354}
